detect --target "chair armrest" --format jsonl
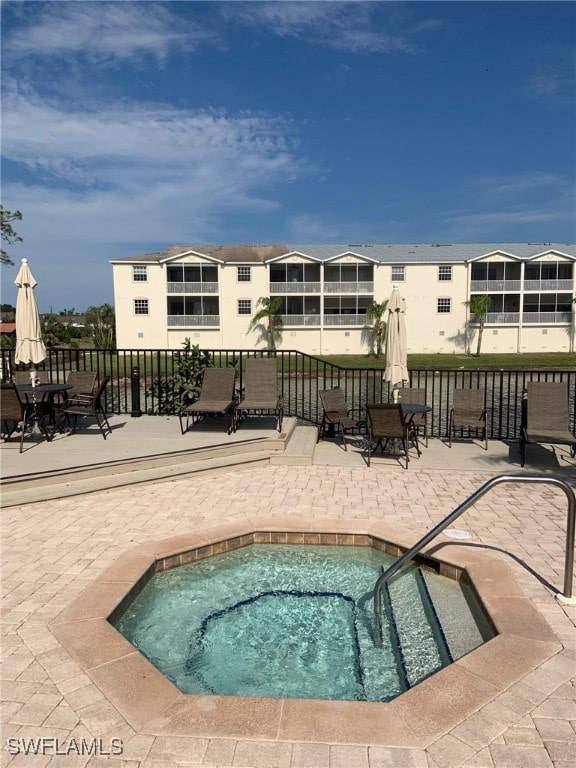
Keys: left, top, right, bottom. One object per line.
{"left": 65, "top": 393, "right": 94, "bottom": 407}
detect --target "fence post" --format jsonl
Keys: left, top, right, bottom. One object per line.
{"left": 131, "top": 366, "right": 142, "bottom": 417}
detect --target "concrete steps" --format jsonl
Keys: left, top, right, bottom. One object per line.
{"left": 271, "top": 425, "right": 318, "bottom": 466}
{"left": 1, "top": 418, "right": 303, "bottom": 507}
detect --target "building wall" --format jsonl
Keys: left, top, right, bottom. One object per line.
{"left": 112, "top": 250, "right": 575, "bottom": 354}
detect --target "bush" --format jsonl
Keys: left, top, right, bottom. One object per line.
{"left": 146, "top": 339, "right": 213, "bottom": 415}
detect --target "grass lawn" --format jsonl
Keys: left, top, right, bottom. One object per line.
{"left": 317, "top": 352, "right": 576, "bottom": 370}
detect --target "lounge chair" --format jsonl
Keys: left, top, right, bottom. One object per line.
{"left": 448, "top": 388, "right": 487, "bottom": 450}
{"left": 520, "top": 381, "right": 576, "bottom": 467}
{"left": 179, "top": 367, "right": 236, "bottom": 435}
{"left": 318, "top": 388, "right": 364, "bottom": 451}
{"left": 399, "top": 386, "right": 430, "bottom": 447}
{"left": 366, "top": 403, "right": 420, "bottom": 469}
{"left": 58, "top": 376, "right": 112, "bottom": 439}
{"left": 234, "top": 358, "right": 283, "bottom": 432}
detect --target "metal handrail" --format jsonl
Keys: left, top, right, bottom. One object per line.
{"left": 373, "top": 473, "right": 576, "bottom": 647}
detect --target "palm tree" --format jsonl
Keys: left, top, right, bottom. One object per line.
{"left": 365, "top": 300, "right": 388, "bottom": 357}
{"left": 465, "top": 295, "right": 491, "bottom": 356}
{"left": 85, "top": 303, "right": 116, "bottom": 348}
{"left": 247, "top": 297, "right": 283, "bottom": 350}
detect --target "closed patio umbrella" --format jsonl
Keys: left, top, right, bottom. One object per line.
{"left": 383, "top": 287, "right": 408, "bottom": 392}
{"left": 14, "top": 258, "right": 46, "bottom": 375}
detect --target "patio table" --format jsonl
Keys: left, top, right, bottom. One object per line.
{"left": 16, "top": 383, "right": 72, "bottom": 440}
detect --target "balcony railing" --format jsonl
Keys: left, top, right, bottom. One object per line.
{"left": 522, "top": 311, "right": 573, "bottom": 324}
{"left": 167, "top": 282, "right": 219, "bottom": 294}
{"left": 468, "top": 312, "right": 520, "bottom": 325}
{"left": 323, "top": 281, "right": 374, "bottom": 293}
{"left": 281, "top": 314, "right": 321, "bottom": 326}
{"left": 524, "top": 279, "right": 573, "bottom": 291}
{"left": 167, "top": 315, "right": 220, "bottom": 327}
{"left": 470, "top": 280, "right": 521, "bottom": 292}
{"left": 323, "top": 314, "right": 369, "bottom": 326}
{"left": 270, "top": 282, "right": 321, "bottom": 293}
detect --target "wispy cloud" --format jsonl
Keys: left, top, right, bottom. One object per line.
{"left": 442, "top": 172, "right": 575, "bottom": 239}
{"left": 3, "top": 1, "right": 212, "bottom": 65}
{"left": 1, "top": 84, "right": 311, "bottom": 257}
{"left": 524, "top": 46, "right": 575, "bottom": 104}
{"left": 2, "top": 85, "right": 302, "bottom": 192}
{"left": 221, "top": 1, "right": 425, "bottom": 54}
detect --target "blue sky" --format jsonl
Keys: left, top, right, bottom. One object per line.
{"left": 1, "top": 0, "right": 575, "bottom": 312}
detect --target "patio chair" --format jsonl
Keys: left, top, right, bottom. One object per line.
{"left": 448, "top": 388, "right": 487, "bottom": 450}
{"left": 64, "top": 370, "right": 98, "bottom": 401}
{"left": 58, "top": 375, "right": 112, "bottom": 439}
{"left": 13, "top": 370, "right": 48, "bottom": 385}
{"left": 179, "top": 367, "right": 236, "bottom": 435}
{"left": 1, "top": 382, "right": 51, "bottom": 452}
{"left": 520, "top": 381, "right": 576, "bottom": 467}
{"left": 366, "top": 403, "right": 420, "bottom": 469}
{"left": 318, "top": 388, "right": 364, "bottom": 451}
{"left": 399, "top": 386, "right": 430, "bottom": 447}
{"left": 234, "top": 358, "right": 283, "bottom": 432}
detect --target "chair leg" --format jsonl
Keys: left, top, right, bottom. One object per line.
{"left": 339, "top": 424, "right": 347, "bottom": 451}
{"left": 520, "top": 432, "right": 526, "bottom": 467}
{"left": 95, "top": 406, "right": 112, "bottom": 439}
{"left": 448, "top": 414, "right": 453, "bottom": 448}
{"left": 402, "top": 438, "right": 409, "bottom": 469}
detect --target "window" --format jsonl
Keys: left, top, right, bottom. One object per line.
{"left": 438, "top": 266, "right": 452, "bottom": 281}
{"left": 237, "top": 299, "right": 252, "bottom": 315}
{"left": 134, "top": 299, "right": 149, "bottom": 315}
{"left": 391, "top": 265, "right": 405, "bottom": 282}
{"left": 237, "top": 267, "right": 251, "bottom": 282}
{"left": 132, "top": 266, "right": 147, "bottom": 282}
{"left": 437, "top": 298, "right": 451, "bottom": 314}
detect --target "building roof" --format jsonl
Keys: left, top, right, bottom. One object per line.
{"left": 0, "top": 323, "right": 16, "bottom": 334}
{"left": 111, "top": 242, "right": 576, "bottom": 266}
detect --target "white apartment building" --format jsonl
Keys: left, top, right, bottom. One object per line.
{"left": 111, "top": 243, "right": 576, "bottom": 354}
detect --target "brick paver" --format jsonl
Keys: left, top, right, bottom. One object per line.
{"left": 2, "top": 462, "right": 575, "bottom": 767}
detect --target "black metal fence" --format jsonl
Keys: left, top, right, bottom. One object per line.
{"left": 2, "top": 347, "right": 575, "bottom": 440}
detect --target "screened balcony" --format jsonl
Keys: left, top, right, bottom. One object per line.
{"left": 269, "top": 263, "right": 321, "bottom": 293}
{"left": 167, "top": 264, "right": 219, "bottom": 293}
{"left": 323, "top": 264, "right": 374, "bottom": 293}
{"left": 167, "top": 296, "right": 219, "bottom": 327}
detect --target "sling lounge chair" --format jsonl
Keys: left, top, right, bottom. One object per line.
{"left": 520, "top": 381, "right": 576, "bottom": 466}
{"left": 234, "top": 358, "right": 283, "bottom": 432}
{"left": 318, "top": 388, "right": 363, "bottom": 451}
{"left": 366, "top": 403, "right": 420, "bottom": 469}
{"left": 179, "top": 367, "right": 236, "bottom": 435}
{"left": 448, "top": 388, "right": 487, "bottom": 450}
